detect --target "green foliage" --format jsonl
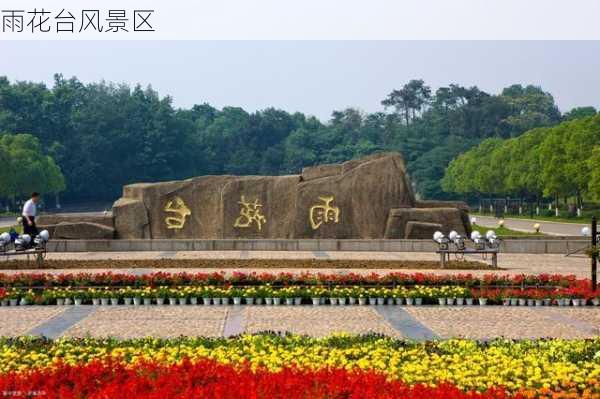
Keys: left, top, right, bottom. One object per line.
{"left": 0, "top": 133, "right": 65, "bottom": 199}
{"left": 443, "top": 114, "right": 600, "bottom": 201}
{"left": 0, "top": 75, "right": 566, "bottom": 202}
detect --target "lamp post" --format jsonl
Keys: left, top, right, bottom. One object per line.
{"left": 592, "top": 216, "right": 598, "bottom": 291}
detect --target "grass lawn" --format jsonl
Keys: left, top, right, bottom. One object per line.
{"left": 471, "top": 223, "right": 544, "bottom": 237}
{"left": 0, "top": 225, "right": 22, "bottom": 234}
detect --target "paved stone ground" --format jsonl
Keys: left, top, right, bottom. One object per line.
{"left": 0, "top": 307, "right": 64, "bottom": 337}
{"left": 3, "top": 304, "right": 599, "bottom": 340}
{"left": 1, "top": 250, "right": 595, "bottom": 340}
{"left": 0, "top": 251, "right": 591, "bottom": 278}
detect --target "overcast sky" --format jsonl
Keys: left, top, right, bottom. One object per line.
{"left": 1, "top": 41, "right": 599, "bottom": 121}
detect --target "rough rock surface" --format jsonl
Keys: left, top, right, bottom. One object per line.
{"left": 404, "top": 221, "right": 444, "bottom": 239}
{"left": 52, "top": 222, "right": 115, "bottom": 239}
{"left": 384, "top": 208, "right": 469, "bottom": 239}
{"left": 111, "top": 152, "right": 469, "bottom": 239}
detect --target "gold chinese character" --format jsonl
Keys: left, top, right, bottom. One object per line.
{"left": 309, "top": 196, "right": 340, "bottom": 230}
{"left": 163, "top": 196, "right": 191, "bottom": 229}
{"left": 234, "top": 195, "right": 266, "bottom": 231}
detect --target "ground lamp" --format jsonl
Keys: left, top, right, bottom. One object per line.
{"left": 0, "top": 232, "right": 11, "bottom": 252}
{"left": 448, "top": 230, "right": 466, "bottom": 250}
{"left": 433, "top": 231, "right": 449, "bottom": 250}
{"left": 470, "top": 230, "right": 486, "bottom": 250}
{"left": 485, "top": 230, "right": 500, "bottom": 249}
{"left": 34, "top": 230, "right": 50, "bottom": 250}
{"left": 14, "top": 234, "right": 31, "bottom": 251}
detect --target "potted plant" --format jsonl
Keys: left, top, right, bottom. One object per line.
{"left": 72, "top": 290, "right": 86, "bottom": 306}
{"left": 231, "top": 288, "right": 243, "bottom": 305}
{"left": 243, "top": 287, "right": 256, "bottom": 305}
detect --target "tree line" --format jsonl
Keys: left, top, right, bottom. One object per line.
{"left": 0, "top": 134, "right": 65, "bottom": 207}
{"left": 442, "top": 114, "right": 600, "bottom": 208}
{"left": 0, "top": 74, "right": 586, "bottom": 205}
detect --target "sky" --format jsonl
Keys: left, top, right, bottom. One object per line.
{"left": 1, "top": 41, "right": 599, "bottom": 121}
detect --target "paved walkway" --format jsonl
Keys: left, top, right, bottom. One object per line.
{"left": 3, "top": 304, "right": 599, "bottom": 340}
{"left": 0, "top": 251, "right": 590, "bottom": 278}
{"left": 476, "top": 215, "right": 588, "bottom": 236}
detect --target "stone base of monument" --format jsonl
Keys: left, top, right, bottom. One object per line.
{"left": 39, "top": 237, "right": 588, "bottom": 254}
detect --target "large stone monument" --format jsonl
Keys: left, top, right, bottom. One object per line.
{"left": 108, "top": 152, "right": 470, "bottom": 240}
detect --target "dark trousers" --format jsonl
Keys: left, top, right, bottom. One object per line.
{"left": 22, "top": 216, "right": 38, "bottom": 236}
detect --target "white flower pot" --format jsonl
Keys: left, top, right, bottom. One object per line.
{"left": 143, "top": 298, "right": 152, "bottom": 306}
{"left": 446, "top": 298, "right": 455, "bottom": 306}
{"left": 285, "top": 298, "right": 294, "bottom": 306}
{"left": 368, "top": 298, "right": 377, "bottom": 306}
{"left": 168, "top": 298, "right": 177, "bottom": 305}
{"left": 535, "top": 300, "right": 543, "bottom": 307}
{"left": 465, "top": 298, "right": 474, "bottom": 306}
{"left": 572, "top": 299, "right": 581, "bottom": 306}
{"left": 527, "top": 299, "right": 535, "bottom": 307}
{"left": 221, "top": 298, "right": 229, "bottom": 305}
{"left": 19, "top": 298, "right": 29, "bottom": 306}
{"left": 294, "top": 297, "right": 302, "bottom": 306}
{"left": 74, "top": 298, "right": 83, "bottom": 306}
{"left": 273, "top": 297, "right": 281, "bottom": 305}
{"left": 133, "top": 297, "right": 142, "bottom": 306}
{"left": 592, "top": 298, "right": 600, "bottom": 306}
{"left": 395, "top": 298, "right": 403, "bottom": 305}
{"left": 437, "top": 298, "right": 445, "bottom": 306}
{"left": 348, "top": 297, "right": 356, "bottom": 305}
{"left": 202, "top": 298, "right": 211, "bottom": 305}
{"left": 510, "top": 298, "right": 518, "bottom": 306}
{"left": 337, "top": 298, "right": 346, "bottom": 306}
{"left": 255, "top": 298, "right": 263, "bottom": 305}
{"left": 190, "top": 297, "right": 198, "bottom": 305}
{"left": 245, "top": 297, "right": 255, "bottom": 305}
{"left": 358, "top": 298, "right": 367, "bottom": 306}
{"left": 56, "top": 298, "right": 65, "bottom": 306}
{"left": 456, "top": 298, "right": 465, "bottom": 306}
{"left": 212, "top": 298, "right": 220, "bottom": 305}
{"left": 178, "top": 298, "right": 187, "bottom": 305}
{"left": 543, "top": 299, "right": 551, "bottom": 306}
{"left": 502, "top": 299, "right": 510, "bottom": 306}
{"left": 155, "top": 298, "right": 164, "bottom": 306}
{"left": 330, "top": 298, "right": 338, "bottom": 305}
{"left": 386, "top": 298, "right": 395, "bottom": 305}
{"left": 92, "top": 298, "right": 100, "bottom": 306}
{"left": 319, "top": 298, "right": 325, "bottom": 305}
{"left": 376, "top": 298, "right": 385, "bottom": 306}
{"left": 478, "top": 298, "right": 487, "bottom": 306}
{"left": 100, "top": 298, "right": 110, "bottom": 306}
{"left": 415, "top": 298, "right": 423, "bottom": 306}
{"left": 65, "top": 298, "right": 73, "bottom": 305}
{"left": 312, "top": 298, "right": 320, "bottom": 306}
{"left": 518, "top": 299, "right": 526, "bottom": 306}
{"left": 233, "top": 297, "right": 242, "bottom": 305}
{"left": 265, "top": 298, "right": 273, "bottom": 305}
{"left": 405, "top": 298, "right": 414, "bottom": 306}
{"left": 9, "top": 299, "right": 18, "bottom": 306}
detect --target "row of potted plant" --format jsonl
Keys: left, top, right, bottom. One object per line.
{"left": 0, "top": 271, "right": 579, "bottom": 288}
{"left": 2, "top": 286, "right": 600, "bottom": 306}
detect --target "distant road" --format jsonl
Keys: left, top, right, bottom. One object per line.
{"left": 475, "top": 215, "right": 588, "bottom": 237}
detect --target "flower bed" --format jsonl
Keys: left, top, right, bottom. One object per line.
{"left": 0, "top": 271, "right": 580, "bottom": 288}
{"left": 0, "top": 335, "right": 598, "bottom": 397}
{"left": 1, "top": 272, "right": 596, "bottom": 307}
{"left": 1, "top": 283, "right": 599, "bottom": 307}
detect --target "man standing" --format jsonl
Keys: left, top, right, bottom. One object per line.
{"left": 22, "top": 192, "right": 40, "bottom": 237}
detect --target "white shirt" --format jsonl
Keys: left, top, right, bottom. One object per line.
{"left": 22, "top": 199, "right": 37, "bottom": 217}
